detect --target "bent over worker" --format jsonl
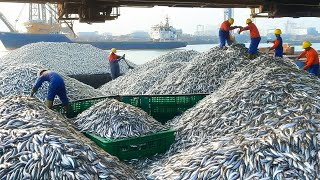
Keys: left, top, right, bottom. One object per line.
{"left": 219, "top": 18, "right": 241, "bottom": 48}
{"left": 267, "top": 29, "right": 283, "bottom": 58}
{"left": 109, "top": 48, "right": 125, "bottom": 80}
{"left": 31, "top": 70, "right": 69, "bottom": 110}
{"left": 239, "top": 18, "right": 261, "bottom": 59}
{"left": 296, "top": 41, "right": 319, "bottom": 77}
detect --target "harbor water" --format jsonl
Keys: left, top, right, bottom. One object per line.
{"left": 1, "top": 43, "right": 320, "bottom": 65}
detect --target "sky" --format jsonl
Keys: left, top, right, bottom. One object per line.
{"left": 0, "top": 2, "right": 320, "bottom": 36}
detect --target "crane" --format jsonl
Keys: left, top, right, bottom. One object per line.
{"left": 15, "top": 4, "right": 26, "bottom": 31}
{"left": 45, "top": 3, "right": 77, "bottom": 38}
{"left": 0, "top": 11, "right": 15, "bottom": 32}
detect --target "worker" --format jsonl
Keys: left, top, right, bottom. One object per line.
{"left": 296, "top": 41, "right": 319, "bottom": 77}
{"left": 109, "top": 48, "right": 125, "bottom": 80}
{"left": 238, "top": 18, "right": 261, "bottom": 59}
{"left": 219, "top": 18, "right": 241, "bottom": 48}
{"left": 267, "top": 29, "right": 283, "bottom": 58}
{"left": 31, "top": 70, "right": 69, "bottom": 110}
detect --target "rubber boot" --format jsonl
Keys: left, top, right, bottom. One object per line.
{"left": 248, "top": 54, "right": 257, "bottom": 60}
{"left": 245, "top": 53, "right": 252, "bottom": 59}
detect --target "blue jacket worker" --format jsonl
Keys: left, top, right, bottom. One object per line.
{"left": 31, "top": 70, "right": 69, "bottom": 110}
{"left": 109, "top": 48, "right": 125, "bottom": 80}
{"left": 267, "top": 29, "right": 283, "bottom": 58}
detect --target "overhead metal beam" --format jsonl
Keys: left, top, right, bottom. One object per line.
{"left": 1, "top": 0, "right": 319, "bottom": 22}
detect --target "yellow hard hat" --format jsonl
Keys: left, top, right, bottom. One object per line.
{"left": 274, "top": 29, "right": 282, "bottom": 35}
{"left": 228, "top": 18, "right": 234, "bottom": 25}
{"left": 246, "top": 18, "right": 252, "bottom": 24}
{"left": 302, "top": 41, "right": 312, "bottom": 49}
{"left": 111, "top": 48, "right": 117, "bottom": 53}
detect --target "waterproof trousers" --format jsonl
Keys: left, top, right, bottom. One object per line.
{"left": 47, "top": 82, "right": 68, "bottom": 105}
{"left": 110, "top": 61, "right": 120, "bottom": 80}
{"left": 306, "top": 64, "right": 319, "bottom": 77}
{"left": 248, "top": 37, "right": 261, "bottom": 55}
{"left": 274, "top": 50, "right": 283, "bottom": 58}
{"left": 219, "top": 30, "right": 232, "bottom": 48}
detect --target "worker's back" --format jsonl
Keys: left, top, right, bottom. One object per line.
{"left": 40, "top": 71, "right": 63, "bottom": 82}
{"left": 35, "top": 71, "right": 64, "bottom": 89}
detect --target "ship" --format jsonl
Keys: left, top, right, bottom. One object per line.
{"left": 0, "top": 6, "right": 187, "bottom": 50}
{"left": 0, "top": 31, "right": 187, "bottom": 50}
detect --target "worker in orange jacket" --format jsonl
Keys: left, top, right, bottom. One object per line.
{"left": 239, "top": 18, "right": 261, "bottom": 59}
{"left": 267, "top": 29, "right": 283, "bottom": 58}
{"left": 219, "top": 18, "right": 241, "bottom": 48}
{"left": 109, "top": 48, "right": 125, "bottom": 80}
{"left": 296, "top": 41, "right": 319, "bottom": 76}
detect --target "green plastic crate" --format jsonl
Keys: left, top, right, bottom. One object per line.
{"left": 53, "top": 94, "right": 207, "bottom": 123}
{"left": 53, "top": 96, "right": 119, "bottom": 118}
{"left": 85, "top": 130, "right": 175, "bottom": 160}
{"left": 119, "top": 94, "right": 207, "bottom": 123}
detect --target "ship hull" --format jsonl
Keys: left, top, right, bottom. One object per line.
{"left": 0, "top": 32, "right": 187, "bottom": 50}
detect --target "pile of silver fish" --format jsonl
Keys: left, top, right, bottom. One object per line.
{"left": 100, "top": 45, "right": 249, "bottom": 95}
{"left": 148, "top": 44, "right": 249, "bottom": 94}
{"left": 74, "top": 99, "right": 166, "bottom": 139}
{"left": 0, "top": 64, "right": 105, "bottom": 104}
{"left": 168, "top": 57, "right": 303, "bottom": 152}
{"left": 0, "top": 96, "right": 143, "bottom": 179}
{"left": 148, "top": 124, "right": 320, "bottom": 179}
{"left": 0, "top": 42, "right": 135, "bottom": 75}
{"left": 99, "top": 50, "right": 199, "bottom": 95}
{"left": 142, "top": 56, "right": 320, "bottom": 179}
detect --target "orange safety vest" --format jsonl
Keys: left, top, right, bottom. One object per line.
{"left": 109, "top": 53, "right": 120, "bottom": 62}
{"left": 241, "top": 23, "right": 260, "bottom": 38}
{"left": 298, "top": 47, "right": 319, "bottom": 70}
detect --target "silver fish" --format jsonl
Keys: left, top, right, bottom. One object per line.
{"left": 74, "top": 98, "right": 166, "bottom": 139}
{"left": 0, "top": 96, "right": 145, "bottom": 179}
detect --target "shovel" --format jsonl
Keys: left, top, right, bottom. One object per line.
{"left": 122, "top": 58, "right": 134, "bottom": 69}
{"left": 119, "top": 54, "right": 134, "bottom": 69}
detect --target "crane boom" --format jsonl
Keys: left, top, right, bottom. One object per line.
{"left": 0, "top": 11, "right": 15, "bottom": 32}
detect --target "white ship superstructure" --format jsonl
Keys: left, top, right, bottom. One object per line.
{"left": 150, "top": 16, "right": 182, "bottom": 42}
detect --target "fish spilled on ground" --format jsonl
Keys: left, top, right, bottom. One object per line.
{"left": 74, "top": 99, "right": 166, "bottom": 139}
{"left": 0, "top": 64, "right": 105, "bottom": 104}
{"left": 0, "top": 96, "right": 144, "bottom": 179}
{"left": 99, "top": 50, "right": 199, "bottom": 95}
{"left": 0, "top": 42, "right": 136, "bottom": 75}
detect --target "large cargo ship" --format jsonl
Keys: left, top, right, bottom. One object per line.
{"left": 0, "top": 31, "right": 187, "bottom": 50}
{"left": 0, "top": 6, "right": 187, "bottom": 50}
